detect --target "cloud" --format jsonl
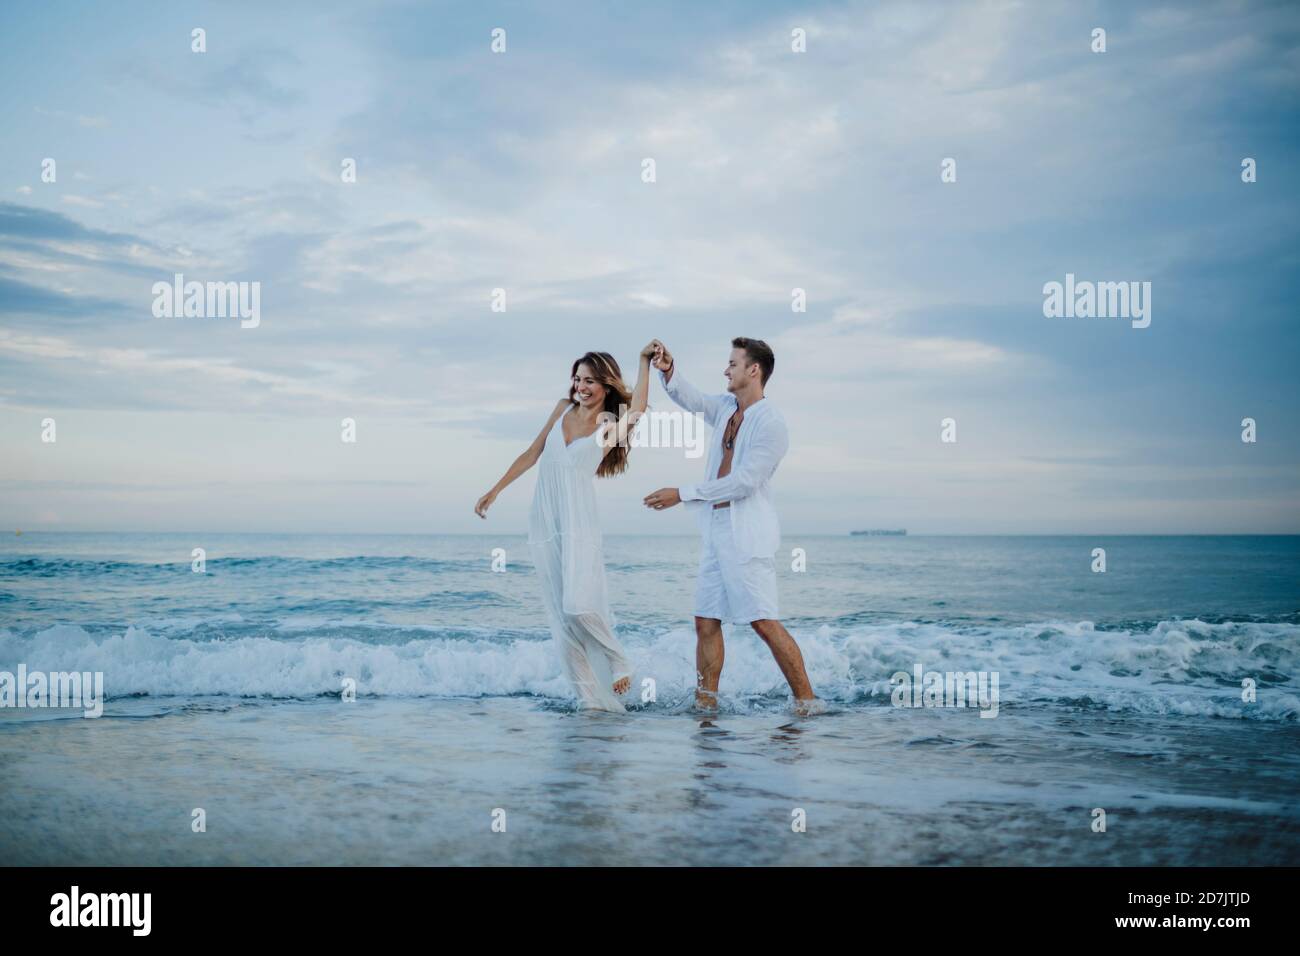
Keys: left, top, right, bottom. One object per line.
{"left": 0, "top": 274, "right": 132, "bottom": 322}
{"left": 0, "top": 0, "right": 1296, "bottom": 532}
{"left": 0, "top": 201, "right": 137, "bottom": 245}
{"left": 110, "top": 47, "right": 307, "bottom": 123}
{"left": 34, "top": 106, "right": 109, "bottom": 129}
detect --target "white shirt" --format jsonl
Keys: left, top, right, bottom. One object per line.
{"left": 660, "top": 367, "right": 787, "bottom": 562}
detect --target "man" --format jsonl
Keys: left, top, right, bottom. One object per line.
{"left": 643, "top": 337, "right": 819, "bottom": 713}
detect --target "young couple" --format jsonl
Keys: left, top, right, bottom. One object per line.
{"left": 474, "top": 337, "right": 818, "bottom": 715}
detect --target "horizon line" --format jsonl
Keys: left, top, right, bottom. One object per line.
{"left": 3, "top": 530, "right": 1299, "bottom": 538}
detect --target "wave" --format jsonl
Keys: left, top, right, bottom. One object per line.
{"left": 0, "top": 618, "right": 1295, "bottom": 721}
{"left": 0, "top": 554, "right": 471, "bottom": 576}
{"left": 840, "top": 618, "right": 1299, "bottom": 723}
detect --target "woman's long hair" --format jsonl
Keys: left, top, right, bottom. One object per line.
{"left": 569, "top": 351, "right": 633, "bottom": 478}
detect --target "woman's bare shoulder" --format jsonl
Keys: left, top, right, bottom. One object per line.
{"left": 544, "top": 398, "right": 571, "bottom": 426}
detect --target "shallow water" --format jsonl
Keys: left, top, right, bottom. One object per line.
{"left": 1, "top": 533, "right": 1297, "bottom": 865}
{"left": 2, "top": 697, "right": 1297, "bottom": 866}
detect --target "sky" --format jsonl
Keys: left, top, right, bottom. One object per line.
{"left": 1, "top": 0, "right": 1297, "bottom": 535}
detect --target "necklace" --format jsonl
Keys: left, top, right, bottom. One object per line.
{"left": 723, "top": 410, "right": 743, "bottom": 450}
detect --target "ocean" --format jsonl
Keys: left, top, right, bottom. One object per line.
{"left": 1, "top": 532, "right": 1297, "bottom": 865}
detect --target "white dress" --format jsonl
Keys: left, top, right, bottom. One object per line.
{"left": 528, "top": 411, "right": 632, "bottom": 712}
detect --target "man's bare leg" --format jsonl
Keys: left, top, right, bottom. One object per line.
{"left": 751, "top": 619, "right": 817, "bottom": 708}
{"left": 694, "top": 616, "right": 725, "bottom": 709}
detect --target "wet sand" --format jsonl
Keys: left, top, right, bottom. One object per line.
{"left": 2, "top": 696, "right": 1297, "bottom": 866}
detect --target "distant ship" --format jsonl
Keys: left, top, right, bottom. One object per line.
{"left": 851, "top": 529, "right": 906, "bottom": 536}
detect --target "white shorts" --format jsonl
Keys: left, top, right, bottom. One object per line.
{"left": 694, "top": 507, "right": 779, "bottom": 624}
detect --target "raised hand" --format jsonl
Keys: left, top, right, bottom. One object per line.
{"left": 650, "top": 340, "right": 673, "bottom": 371}
{"left": 640, "top": 340, "right": 658, "bottom": 359}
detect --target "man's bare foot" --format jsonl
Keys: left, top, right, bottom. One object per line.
{"left": 694, "top": 689, "right": 719, "bottom": 710}
{"left": 613, "top": 675, "right": 631, "bottom": 695}
{"left": 793, "top": 697, "right": 826, "bottom": 716}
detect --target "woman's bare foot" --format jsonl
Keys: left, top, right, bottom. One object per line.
{"left": 613, "top": 675, "right": 631, "bottom": 695}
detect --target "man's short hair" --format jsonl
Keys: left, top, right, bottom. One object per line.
{"left": 732, "top": 337, "right": 774, "bottom": 385}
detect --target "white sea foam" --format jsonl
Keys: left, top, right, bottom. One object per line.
{"left": 0, "top": 618, "right": 1295, "bottom": 720}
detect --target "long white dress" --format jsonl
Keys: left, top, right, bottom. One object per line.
{"left": 528, "top": 411, "right": 632, "bottom": 712}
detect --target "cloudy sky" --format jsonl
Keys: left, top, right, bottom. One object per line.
{"left": 1, "top": 0, "right": 1297, "bottom": 535}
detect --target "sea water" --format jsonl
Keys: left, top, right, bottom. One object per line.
{"left": 1, "top": 533, "right": 1296, "bottom": 865}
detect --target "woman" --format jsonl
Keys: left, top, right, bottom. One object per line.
{"left": 475, "top": 344, "right": 655, "bottom": 712}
